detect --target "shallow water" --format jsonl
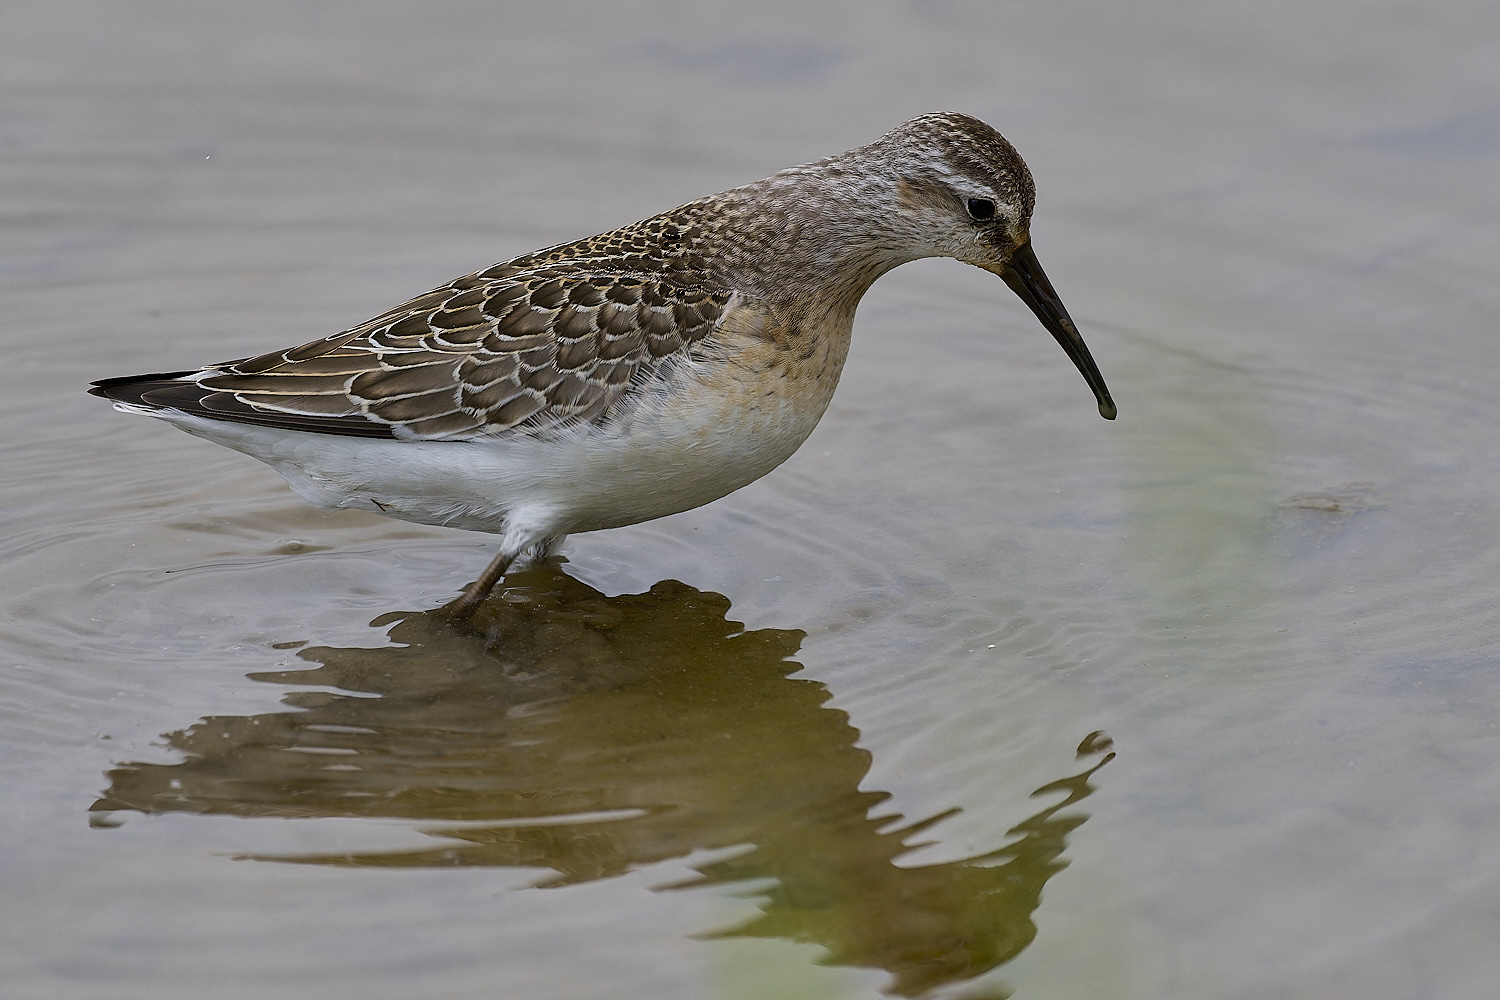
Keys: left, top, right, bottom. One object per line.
{"left": 4, "top": 2, "right": 1499, "bottom": 998}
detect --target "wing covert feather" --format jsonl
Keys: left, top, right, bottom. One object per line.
{"left": 194, "top": 225, "right": 738, "bottom": 439}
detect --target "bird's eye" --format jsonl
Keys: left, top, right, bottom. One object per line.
{"left": 965, "top": 198, "right": 997, "bottom": 222}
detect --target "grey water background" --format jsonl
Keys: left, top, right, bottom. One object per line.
{"left": 3, "top": 2, "right": 1499, "bottom": 998}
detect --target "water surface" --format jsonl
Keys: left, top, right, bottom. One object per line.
{"left": 3, "top": 2, "right": 1499, "bottom": 998}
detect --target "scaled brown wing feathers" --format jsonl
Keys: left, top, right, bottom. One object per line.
{"left": 195, "top": 211, "right": 737, "bottom": 441}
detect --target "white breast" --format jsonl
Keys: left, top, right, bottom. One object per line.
{"left": 146, "top": 358, "right": 828, "bottom": 540}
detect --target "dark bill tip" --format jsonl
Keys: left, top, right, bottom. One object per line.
{"left": 999, "top": 243, "right": 1117, "bottom": 420}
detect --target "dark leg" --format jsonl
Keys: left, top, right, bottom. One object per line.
{"left": 442, "top": 547, "right": 517, "bottom": 619}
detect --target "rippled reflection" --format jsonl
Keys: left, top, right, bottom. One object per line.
{"left": 93, "top": 567, "right": 1112, "bottom": 997}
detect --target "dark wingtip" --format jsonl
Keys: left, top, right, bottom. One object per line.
{"left": 88, "top": 371, "right": 200, "bottom": 403}
{"left": 1099, "top": 399, "right": 1117, "bottom": 420}
{"left": 88, "top": 369, "right": 398, "bottom": 439}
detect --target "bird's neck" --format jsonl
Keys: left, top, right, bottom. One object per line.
{"left": 712, "top": 171, "right": 918, "bottom": 307}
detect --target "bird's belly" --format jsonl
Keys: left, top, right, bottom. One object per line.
{"left": 498, "top": 359, "right": 835, "bottom": 533}
{"left": 164, "top": 362, "right": 833, "bottom": 537}
{"left": 550, "top": 392, "right": 822, "bottom": 533}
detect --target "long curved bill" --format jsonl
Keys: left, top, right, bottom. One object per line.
{"left": 998, "top": 243, "right": 1117, "bottom": 420}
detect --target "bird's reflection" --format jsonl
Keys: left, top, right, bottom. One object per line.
{"left": 94, "top": 567, "right": 1112, "bottom": 998}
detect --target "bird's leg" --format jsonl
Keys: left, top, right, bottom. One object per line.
{"left": 442, "top": 548, "right": 517, "bottom": 619}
